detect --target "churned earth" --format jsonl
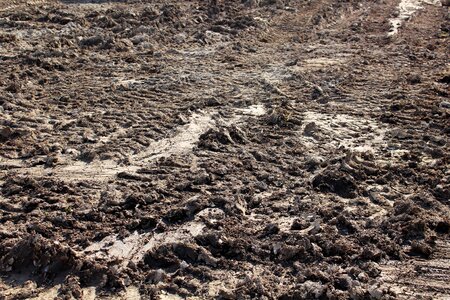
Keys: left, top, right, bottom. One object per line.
{"left": 0, "top": 0, "right": 449, "bottom": 299}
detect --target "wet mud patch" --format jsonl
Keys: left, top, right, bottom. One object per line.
{"left": 1, "top": 0, "right": 449, "bottom": 298}
{"left": 1, "top": 104, "right": 267, "bottom": 183}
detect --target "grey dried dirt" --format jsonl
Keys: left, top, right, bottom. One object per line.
{"left": 0, "top": 0, "right": 449, "bottom": 299}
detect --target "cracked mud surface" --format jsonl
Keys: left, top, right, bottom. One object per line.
{"left": 0, "top": 0, "right": 449, "bottom": 299}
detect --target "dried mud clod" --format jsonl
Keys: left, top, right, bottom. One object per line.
{"left": 198, "top": 126, "right": 248, "bottom": 151}
{"left": 312, "top": 169, "right": 358, "bottom": 199}
{"left": 264, "top": 107, "right": 302, "bottom": 128}
{"left": 0, "top": 235, "right": 79, "bottom": 275}
{"left": 0, "top": 234, "right": 125, "bottom": 290}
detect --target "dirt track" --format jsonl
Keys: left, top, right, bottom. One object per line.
{"left": 0, "top": 0, "right": 449, "bottom": 299}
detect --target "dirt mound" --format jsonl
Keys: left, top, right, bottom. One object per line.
{"left": 0, "top": 0, "right": 449, "bottom": 298}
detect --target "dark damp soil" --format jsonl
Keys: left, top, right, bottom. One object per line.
{"left": 0, "top": 0, "right": 449, "bottom": 299}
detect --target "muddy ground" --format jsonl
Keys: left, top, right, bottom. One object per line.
{"left": 0, "top": 0, "right": 449, "bottom": 299}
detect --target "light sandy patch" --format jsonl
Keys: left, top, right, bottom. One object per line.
{"left": 301, "top": 111, "right": 387, "bottom": 153}
{"left": 380, "top": 240, "right": 450, "bottom": 299}
{"left": 388, "top": 0, "right": 442, "bottom": 36}
{"left": 134, "top": 111, "right": 216, "bottom": 162}
{"left": 298, "top": 57, "right": 347, "bottom": 71}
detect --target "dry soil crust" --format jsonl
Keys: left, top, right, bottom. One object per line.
{"left": 0, "top": 0, "right": 449, "bottom": 299}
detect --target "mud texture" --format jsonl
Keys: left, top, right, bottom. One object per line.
{"left": 0, "top": 0, "right": 449, "bottom": 299}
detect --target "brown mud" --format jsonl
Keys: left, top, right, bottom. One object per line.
{"left": 0, "top": 0, "right": 449, "bottom": 299}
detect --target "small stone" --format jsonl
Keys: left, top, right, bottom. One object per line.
{"left": 130, "top": 34, "right": 149, "bottom": 45}
{"left": 439, "top": 101, "right": 450, "bottom": 109}
{"left": 278, "top": 245, "right": 299, "bottom": 260}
